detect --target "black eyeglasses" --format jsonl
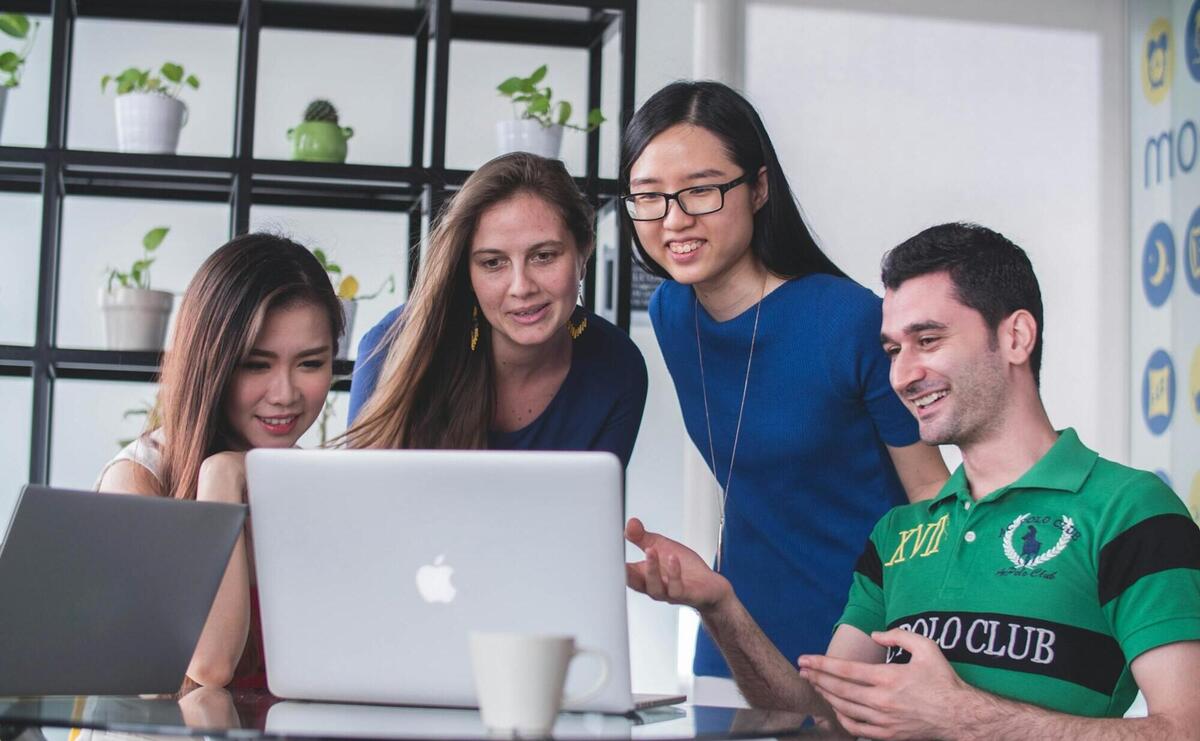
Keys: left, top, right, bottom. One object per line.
{"left": 621, "top": 174, "right": 750, "bottom": 222}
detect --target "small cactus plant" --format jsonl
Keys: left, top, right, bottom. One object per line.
{"left": 289, "top": 98, "right": 353, "bottom": 162}
{"left": 304, "top": 99, "right": 339, "bottom": 124}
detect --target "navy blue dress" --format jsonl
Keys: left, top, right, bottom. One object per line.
{"left": 348, "top": 306, "right": 649, "bottom": 468}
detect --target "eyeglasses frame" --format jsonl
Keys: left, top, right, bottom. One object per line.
{"left": 621, "top": 173, "right": 751, "bottom": 222}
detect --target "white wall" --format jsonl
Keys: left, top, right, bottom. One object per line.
{"left": 0, "top": 193, "right": 41, "bottom": 346}
{"left": 256, "top": 29, "right": 414, "bottom": 165}
{"left": 0, "top": 379, "right": 33, "bottom": 520}
{"left": 0, "top": 7, "right": 50, "bottom": 510}
{"left": 622, "top": 0, "right": 698, "bottom": 694}
{"left": 0, "top": 10, "right": 51, "bottom": 503}
{"left": 0, "top": 11, "right": 51, "bottom": 147}
{"left": 57, "top": 197, "right": 230, "bottom": 349}
{"left": 744, "top": 0, "right": 1130, "bottom": 464}
{"left": 68, "top": 19, "right": 238, "bottom": 156}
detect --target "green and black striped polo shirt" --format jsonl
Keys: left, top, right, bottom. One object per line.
{"left": 838, "top": 428, "right": 1200, "bottom": 717}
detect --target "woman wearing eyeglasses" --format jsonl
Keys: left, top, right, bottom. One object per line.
{"left": 619, "top": 81, "right": 949, "bottom": 705}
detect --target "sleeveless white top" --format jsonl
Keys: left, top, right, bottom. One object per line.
{"left": 94, "top": 429, "right": 165, "bottom": 491}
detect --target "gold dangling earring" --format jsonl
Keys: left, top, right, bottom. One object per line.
{"left": 567, "top": 310, "right": 588, "bottom": 340}
{"left": 571, "top": 306, "right": 590, "bottom": 338}
{"left": 470, "top": 304, "right": 480, "bottom": 352}
{"left": 567, "top": 281, "right": 587, "bottom": 340}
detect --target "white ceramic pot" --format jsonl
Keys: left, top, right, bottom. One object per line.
{"left": 0, "top": 86, "right": 8, "bottom": 141}
{"left": 495, "top": 119, "right": 563, "bottom": 159}
{"left": 114, "top": 93, "right": 188, "bottom": 154}
{"left": 337, "top": 298, "right": 357, "bottom": 359}
{"left": 99, "top": 287, "right": 174, "bottom": 351}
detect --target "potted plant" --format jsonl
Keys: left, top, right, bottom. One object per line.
{"left": 311, "top": 247, "right": 395, "bottom": 359}
{"left": 0, "top": 12, "right": 39, "bottom": 139}
{"left": 100, "top": 226, "right": 174, "bottom": 351}
{"left": 288, "top": 99, "right": 354, "bottom": 163}
{"left": 496, "top": 64, "right": 604, "bottom": 159}
{"left": 101, "top": 62, "right": 199, "bottom": 154}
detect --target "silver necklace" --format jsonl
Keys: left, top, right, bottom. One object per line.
{"left": 695, "top": 281, "right": 764, "bottom": 573}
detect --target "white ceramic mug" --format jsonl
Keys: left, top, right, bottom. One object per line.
{"left": 469, "top": 631, "right": 609, "bottom": 737}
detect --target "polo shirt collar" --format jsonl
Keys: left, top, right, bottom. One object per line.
{"left": 928, "top": 466, "right": 971, "bottom": 511}
{"left": 926, "top": 428, "right": 1098, "bottom": 512}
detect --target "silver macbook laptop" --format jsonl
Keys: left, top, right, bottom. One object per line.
{"left": 0, "top": 485, "right": 246, "bottom": 695}
{"left": 246, "top": 449, "right": 683, "bottom": 713}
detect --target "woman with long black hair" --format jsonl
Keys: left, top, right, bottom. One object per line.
{"left": 620, "top": 81, "right": 949, "bottom": 704}
{"left": 97, "top": 234, "right": 343, "bottom": 688}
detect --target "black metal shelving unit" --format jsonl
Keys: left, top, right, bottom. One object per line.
{"left": 0, "top": 0, "right": 638, "bottom": 485}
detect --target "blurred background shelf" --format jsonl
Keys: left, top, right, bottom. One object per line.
{"left": 10, "top": 0, "right": 638, "bottom": 483}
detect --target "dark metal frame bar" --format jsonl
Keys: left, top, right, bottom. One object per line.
{"left": 26, "top": 0, "right": 72, "bottom": 484}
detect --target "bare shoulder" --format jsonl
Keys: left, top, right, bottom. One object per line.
{"left": 97, "top": 459, "right": 163, "bottom": 497}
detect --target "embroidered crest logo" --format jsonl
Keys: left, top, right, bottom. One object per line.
{"left": 1002, "top": 513, "right": 1074, "bottom": 568}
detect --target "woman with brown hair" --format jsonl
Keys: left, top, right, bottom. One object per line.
{"left": 346, "top": 152, "right": 647, "bottom": 466}
{"left": 96, "top": 233, "right": 344, "bottom": 688}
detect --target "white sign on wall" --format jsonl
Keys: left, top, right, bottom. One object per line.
{"left": 1130, "top": 0, "right": 1200, "bottom": 518}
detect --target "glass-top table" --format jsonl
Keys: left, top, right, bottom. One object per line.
{"left": 0, "top": 688, "right": 842, "bottom": 740}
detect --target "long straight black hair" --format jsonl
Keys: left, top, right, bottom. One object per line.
{"left": 156, "top": 233, "right": 344, "bottom": 501}
{"left": 620, "top": 80, "right": 845, "bottom": 281}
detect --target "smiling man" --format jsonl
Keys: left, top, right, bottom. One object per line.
{"left": 625, "top": 223, "right": 1200, "bottom": 739}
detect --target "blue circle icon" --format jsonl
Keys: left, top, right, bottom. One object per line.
{"left": 1142, "top": 349, "right": 1176, "bottom": 435}
{"left": 1143, "top": 222, "right": 1176, "bottom": 307}
{"left": 1188, "top": 0, "right": 1200, "bottom": 81}
{"left": 1187, "top": 206, "right": 1200, "bottom": 295}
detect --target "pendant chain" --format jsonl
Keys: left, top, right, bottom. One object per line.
{"left": 695, "top": 280, "right": 764, "bottom": 573}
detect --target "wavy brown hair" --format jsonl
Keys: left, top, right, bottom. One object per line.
{"left": 153, "top": 233, "right": 344, "bottom": 500}
{"left": 344, "top": 152, "right": 594, "bottom": 450}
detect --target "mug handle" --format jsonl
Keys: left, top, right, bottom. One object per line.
{"left": 180, "top": 105, "right": 189, "bottom": 128}
{"left": 342, "top": 126, "right": 354, "bottom": 139}
{"left": 561, "top": 647, "right": 609, "bottom": 706}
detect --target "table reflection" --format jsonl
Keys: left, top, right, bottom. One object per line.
{"left": 0, "top": 688, "right": 826, "bottom": 740}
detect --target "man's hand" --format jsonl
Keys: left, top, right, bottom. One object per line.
{"left": 624, "top": 522, "right": 888, "bottom": 715}
{"left": 624, "top": 517, "right": 732, "bottom": 613}
{"left": 798, "top": 627, "right": 974, "bottom": 740}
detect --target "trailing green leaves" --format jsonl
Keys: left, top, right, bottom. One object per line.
{"left": 496, "top": 65, "right": 605, "bottom": 133}
{"left": 160, "top": 62, "right": 183, "bottom": 83}
{"left": 0, "top": 13, "right": 29, "bottom": 39}
{"left": 101, "top": 62, "right": 200, "bottom": 98}
{"left": 310, "top": 247, "right": 394, "bottom": 302}
{"left": 107, "top": 227, "right": 170, "bottom": 292}
{"left": 312, "top": 248, "right": 341, "bottom": 277}
{"left": 143, "top": 227, "right": 169, "bottom": 251}
{"left": 117, "top": 398, "right": 160, "bottom": 448}
{"left": 0, "top": 13, "right": 38, "bottom": 88}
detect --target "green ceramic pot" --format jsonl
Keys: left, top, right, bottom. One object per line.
{"left": 287, "top": 120, "right": 354, "bottom": 163}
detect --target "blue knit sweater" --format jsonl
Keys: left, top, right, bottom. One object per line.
{"left": 348, "top": 306, "right": 648, "bottom": 468}
{"left": 649, "top": 274, "right": 919, "bottom": 677}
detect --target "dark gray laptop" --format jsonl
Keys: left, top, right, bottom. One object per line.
{"left": 0, "top": 485, "right": 246, "bottom": 696}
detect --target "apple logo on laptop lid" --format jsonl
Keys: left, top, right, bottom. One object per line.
{"left": 416, "top": 554, "right": 457, "bottom": 603}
